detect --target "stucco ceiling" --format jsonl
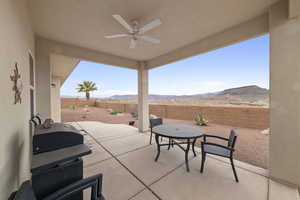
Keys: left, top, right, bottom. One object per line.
{"left": 29, "top": 0, "right": 277, "bottom": 61}
{"left": 50, "top": 54, "right": 79, "bottom": 84}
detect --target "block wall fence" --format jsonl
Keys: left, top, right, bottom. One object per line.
{"left": 61, "top": 98, "right": 269, "bottom": 129}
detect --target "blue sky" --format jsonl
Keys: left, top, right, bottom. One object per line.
{"left": 61, "top": 34, "right": 269, "bottom": 98}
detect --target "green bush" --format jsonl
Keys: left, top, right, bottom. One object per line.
{"left": 194, "top": 113, "right": 208, "bottom": 126}
{"left": 110, "top": 111, "right": 122, "bottom": 115}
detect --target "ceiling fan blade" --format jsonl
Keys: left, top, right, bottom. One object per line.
{"left": 139, "top": 36, "right": 160, "bottom": 44}
{"left": 139, "top": 19, "right": 162, "bottom": 34}
{"left": 129, "top": 39, "right": 137, "bottom": 49}
{"left": 112, "top": 15, "right": 133, "bottom": 32}
{"left": 105, "top": 34, "right": 129, "bottom": 39}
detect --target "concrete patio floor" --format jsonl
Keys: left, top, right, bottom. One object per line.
{"left": 67, "top": 121, "right": 298, "bottom": 200}
{"left": 62, "top": 107, "right": 269, "bottom": 169}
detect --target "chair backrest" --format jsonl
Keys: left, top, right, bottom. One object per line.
{"left": 10, "top": 181, "right": 37, "bottom": 200}
{"left": 150, "top": 118, "right": 163, "bottom": 129}
{"left": 228, "top": 130, "right": 237, "bottom": 148}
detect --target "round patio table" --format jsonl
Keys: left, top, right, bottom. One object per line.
{"left": 152, "top": 124, "right": 204, "bottom": 172}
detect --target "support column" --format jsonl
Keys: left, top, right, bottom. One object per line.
{"left": 35, "top": 38, "right": 51, "bottom": 119}
{"left": 51, "top": 76, "right": 61, "bottom": 122}
{"left": 138, "top": 61, "right": 149, "bottom": 132}
{"left": 269, "top": 0, "right": 300, "bottom": 186}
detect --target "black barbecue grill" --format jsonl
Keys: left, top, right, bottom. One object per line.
{"left": 30, "top": 122, "right": 103, "bottom": 200}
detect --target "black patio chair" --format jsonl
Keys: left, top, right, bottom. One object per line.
{"left": 9, "top": 174, "right": 105, "bottom": 200}
{"left": 149, "top": 118, "right": 163, "bottom": 144}
{"left": 149, "top": 118, "right": 173, "bottom": 149}
{"left": 200, "top": 130, "right": 239, "bottom": 182}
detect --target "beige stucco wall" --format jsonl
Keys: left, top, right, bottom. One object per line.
{"left": 138, "top": 64, "right": 149, "bottom": 132}
{"left": 35, "top": 38, "right": 51, "bottom": 119}
{"left": 51, "top": 76, "right": 61, "bottom": 122}
{"left": 36, "top": 37, "right": 138, "bottom": 70}
{"left": 0, "top": 0, "right": 34, "bottom": 198}
{"left": 269, "top": 0, "right": 300, "bottom": 186}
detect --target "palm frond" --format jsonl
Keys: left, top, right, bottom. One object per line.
{"left": 77, "top": 81, "right": 98, "bottom": 94}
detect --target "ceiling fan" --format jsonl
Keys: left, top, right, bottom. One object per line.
{"left": 105, "top": 15, "right": 162, "bottom": 49}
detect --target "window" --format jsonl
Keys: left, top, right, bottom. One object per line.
{"left": 30, "top": 89, "right": 35, "bottom": 118}
{"left": 29, "top": 53, "right": 34, "bottom": 87}
{"left": 29, "top": 52, "right": 36, "bottom": 131}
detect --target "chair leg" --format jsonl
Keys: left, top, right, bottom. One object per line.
{"left": 230, "top": 157, "right": 239, "bottom": 182}
{"left": 150, "top": 131, "right": 153, "bottom": 145}
{"left": 200, "top": 152, "right": 206, "bottom": 173}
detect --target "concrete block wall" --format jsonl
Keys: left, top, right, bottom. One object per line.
{"left": 61, "top": 98, "right": 96, "bottom": 108}
{"left": 162, "top": 105, "right": 269, "bottom": 129}
{"left": 61, "top": 98, "right": 269, "bottom": 129}
{"left": 95, "top": 101, "right": 127, "bottom": 112}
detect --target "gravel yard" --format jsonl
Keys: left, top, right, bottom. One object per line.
{"left": 62, "top": 106, "right": 269, "bottom": 169}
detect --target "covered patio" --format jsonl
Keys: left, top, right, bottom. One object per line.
{"left": 67, "top": 121, "right": 285, "bottom": 200}
{"left": 1, "top": 0, "right": 300, "bottom": 199}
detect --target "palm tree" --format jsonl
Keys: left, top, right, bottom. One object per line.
{"left": 77, "top": 81, "right": 98, "bottom": 100}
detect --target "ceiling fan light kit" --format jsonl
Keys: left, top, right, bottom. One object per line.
{"left": 105, "top": 15, "right": 162, "bottom": 49}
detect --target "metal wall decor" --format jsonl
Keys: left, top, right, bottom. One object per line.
{"left": 10, "top": 62, "right": 23, "bottom": 104}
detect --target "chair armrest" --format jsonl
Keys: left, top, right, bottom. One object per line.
{"left": 201, "top": 141, "right": 235, "bottom": 152}
{"left": 43, "top": 174, "right": 104, "bottom": 200}
{"left": 203, "top": 134, "right": 229, "bottom": 142}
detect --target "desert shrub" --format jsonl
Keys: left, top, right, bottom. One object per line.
{"left": 194, "top": 113, "right": 208, "bottom": 126}
{"left": 70, "top": 104, "right": 77, "bottom": 110}
{"left": 131, "top": 110, "right": 138, "bottom": 118}
{"left": 110, "top": 111, "right": 122, "bottom": 115}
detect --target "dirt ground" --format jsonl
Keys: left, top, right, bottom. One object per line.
{"left": 61, "top": 106, "right": 269, "bottom": 169}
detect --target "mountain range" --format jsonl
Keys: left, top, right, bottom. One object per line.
{"left": 110, "top": 85, "right": 269, "bottom": 101}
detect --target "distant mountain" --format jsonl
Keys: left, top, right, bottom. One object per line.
{"left": 219, "top": 85, "right": 268, "bottom": 96}
{"left": 109, "top": 85, "right": 269, "bottom": 101}
{"left": 109, "top": 95, "right": 136, "bottom": 99}
{"left": 61, "top": 95, "right": 80, "bottom": 98}
{"left": 109, "top": 94, "right": 208, "bottom": 99}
